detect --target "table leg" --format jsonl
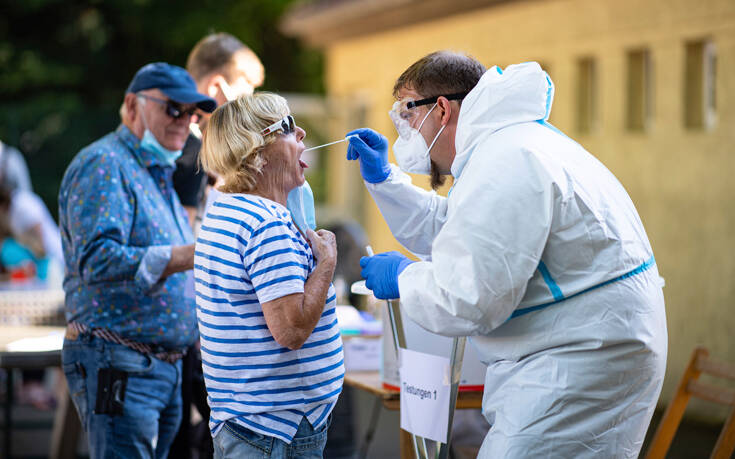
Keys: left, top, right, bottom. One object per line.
{"left": 5, "top": 368, "right": 13, "bottom": 459}
{"left": 50, "top": 375, "right": 80, "bottom": 459}
{"left": 358, "top": 396, "right": 382, "bottom": 459}
{"left": 400, "top": 428, "right": 416, "bottom": 459}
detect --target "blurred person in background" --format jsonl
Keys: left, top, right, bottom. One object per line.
{"left": 0, "top": 152, "right": 64, "bottom": 410}
{"left": 0, "top": 186, "right": 59, "bottom": 411}
{"left": 195, "top": 92, "right": 342, "bottom": 459}
{"left": 0, "top": 181, "right": 63, "bottom": 284}
{"left": 58, "top": 62, "right": 215, "bottom": 458}
{"left": 0, "top": 138, "right": 46, "bottom": 280}
{"left": 0, "top": 139, "right": 33, "bottom": 193}
{"left": 168, "top": 32, "right": 264, "bottom": 459}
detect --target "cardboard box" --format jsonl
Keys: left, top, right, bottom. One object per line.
{"left": 343, "top": 335, "right": 381, "bottom": 371}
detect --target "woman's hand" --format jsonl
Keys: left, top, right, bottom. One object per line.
{"left": 263, "top": 229, "right": 338, "bottom": 350}
{"left": 306, "top": 229, "right": 337, "bottom": 267}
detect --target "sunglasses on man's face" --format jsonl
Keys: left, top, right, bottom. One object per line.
{"left": 137, "top": 94, "right": 199, "bottom": 121}
{"left": 261, "top": 115, "right": 296, "bottom": 136}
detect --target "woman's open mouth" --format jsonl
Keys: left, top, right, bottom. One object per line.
{"left": 299, "top": 159, "right": 309, "bottom": 169}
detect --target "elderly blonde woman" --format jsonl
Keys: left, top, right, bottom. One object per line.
{"left": 195, "top": 92, "right": 342, "bottom": 458}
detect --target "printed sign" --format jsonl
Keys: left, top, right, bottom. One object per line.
{"left": 399, "top": 348, "right": 451, "bottom": 442}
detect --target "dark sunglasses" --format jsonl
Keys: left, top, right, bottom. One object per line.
{"left": 261, "top": 115, "right": 296, "bottom": 136}
{"left": 137, "top": 94, "right": 199, "bottom": 121}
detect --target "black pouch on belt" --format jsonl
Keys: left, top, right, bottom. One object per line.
{"left": 94, "top": 368, "right": 128, "bottom": 416}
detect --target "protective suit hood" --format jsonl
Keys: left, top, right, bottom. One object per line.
{"left": 452, "top": 62, "right": 554, "bottom": 178}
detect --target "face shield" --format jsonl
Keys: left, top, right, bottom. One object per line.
{"left": 389, "top": 100, "right": 420, "bottom": 139}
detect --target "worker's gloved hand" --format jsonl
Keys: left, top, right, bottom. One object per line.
{"left": 346, "top": 128, "right": 391, "bottom": 184}
{"left": 359, "top": 251, "right": 414, "bottom": 299}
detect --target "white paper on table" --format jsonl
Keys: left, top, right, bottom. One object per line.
{"left": 399, "top": 348, "right": 451, "bottom": 443}
{"left": 6, "top": 332, "right": 64, "bottom": 352}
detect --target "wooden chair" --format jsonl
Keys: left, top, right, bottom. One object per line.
{"left": 645, "top": 346, "right": 735, "bottom": 459}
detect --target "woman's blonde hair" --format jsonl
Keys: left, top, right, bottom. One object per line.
{"left": 200, "top": 92, "right": 289, "bottom": 193}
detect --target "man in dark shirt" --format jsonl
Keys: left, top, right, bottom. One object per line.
{"left": 172, "top": 135, "right": 205, "bottom": 222}
{"left": 173, "top": 33, "right": 264, "bottom": 228}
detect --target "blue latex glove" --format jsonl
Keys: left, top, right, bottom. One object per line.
{"left": 346, "top": 128, "right": 391, "bottom": 184}
{"left": 359, "top": 251, "right": 414, "bottom": 299}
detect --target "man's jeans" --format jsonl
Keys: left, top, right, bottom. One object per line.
{"left": 213, "top": 416, "right": 330, "bottom": 459}
{"left": 62, "top": 335, "right": 183, "bottom": 459}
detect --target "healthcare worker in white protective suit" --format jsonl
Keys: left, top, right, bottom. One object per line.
{"left": 346, "top": 51, "right": 668, "bottom": 458}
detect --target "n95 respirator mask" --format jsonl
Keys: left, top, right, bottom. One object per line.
{"left": 389, "top": 100, "right": 445, "bottom": 175}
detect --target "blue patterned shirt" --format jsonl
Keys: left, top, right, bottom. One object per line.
{"left": 58, "top": 125, "right": 198, "bottom": 349}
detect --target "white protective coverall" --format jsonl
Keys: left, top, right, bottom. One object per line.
{"left": 365, "top": 62, "right": 667, "bottom": 457}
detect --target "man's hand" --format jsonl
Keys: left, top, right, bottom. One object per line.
{"left": 162, "top": 244, "right": 195, "bottom": 278}
{"left": 346, "top": 128, "right": 391, "bottom": 184}
{"left": 359, "top": 251, "right": 414, "bottom": 299}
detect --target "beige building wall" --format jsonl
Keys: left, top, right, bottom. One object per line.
{"left": 322, "top": 0, "right": 735, "bottom": 419}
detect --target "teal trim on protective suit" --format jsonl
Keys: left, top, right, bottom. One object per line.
{"left": 537, "top": 260, "right": 564, "bottom": 301}
{"left": 537, "top": 119, "right": 566, "bottom": 137}
{"left": 509, "top": 255, "right": 656, "bottom": 320}
{"left": 544, "top": 74, "right": 553, "bottom": 120}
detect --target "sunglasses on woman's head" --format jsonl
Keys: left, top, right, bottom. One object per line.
{"left": 261, "top": 115, "right": 295, "bottom": 136}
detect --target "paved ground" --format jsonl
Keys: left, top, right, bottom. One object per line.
{"left": 1, "top": 390, "right": 727, "bottom": 458}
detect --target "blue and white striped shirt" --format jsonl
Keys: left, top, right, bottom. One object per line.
{"left": 194, "top": 193, "right": 343, "bottom": 443}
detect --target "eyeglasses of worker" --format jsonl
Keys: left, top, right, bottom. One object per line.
{"left": 392, "top": 91, "right": 469, "bottom": 124}
{"left": 261, "top": 115, "right": 296, "bottom": 136}
{"left": 137, "top": 94, "right": 201, "bottom": 122}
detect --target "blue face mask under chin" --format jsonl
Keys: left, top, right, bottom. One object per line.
{"left": 287, "top": 181, "right": 317, "bottom": 233}
{"left": 141, "top": 129, "right": 182, "bottom": 167}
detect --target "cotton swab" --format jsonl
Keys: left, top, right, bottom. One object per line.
{"left": 303, "top": 135, "right": 358, "bottom": 152}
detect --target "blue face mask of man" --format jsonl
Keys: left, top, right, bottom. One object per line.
{"left": 287, "top": 181, "right": 316, "bottom": 233}
{"left": 138, "top": 97, "right": 182, "bottom": 166}
{"left": 140, "top": 130, "right": 182, "bottom": 166}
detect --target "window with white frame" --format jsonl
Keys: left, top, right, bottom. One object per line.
{"left": 576, "top": 57, "right": 597, "bottom": 134}
{"left": 684, "top": 39, "right": 717, "bottom": 130}
{"left": 626, "top": 48, "right": 652, "bottom": 132}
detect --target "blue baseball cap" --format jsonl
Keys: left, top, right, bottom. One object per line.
{"left": 126, "top": 62, "right": 216, "bottom": 113}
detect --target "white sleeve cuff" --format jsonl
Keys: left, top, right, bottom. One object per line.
{"left": 135, "top": 245, "right": 172, "bottom": 292}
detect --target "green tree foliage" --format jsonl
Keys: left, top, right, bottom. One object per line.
{"left": 0, "top": 0, "right": 323, "bottom": 216}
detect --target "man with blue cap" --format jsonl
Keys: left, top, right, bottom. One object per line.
{"left": 58, "top": 62, "right": 216, "bottom": 458}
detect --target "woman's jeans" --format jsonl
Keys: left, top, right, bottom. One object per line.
{"left": 62, "top": 335, "right": 183, "bottom": 459}
{"left": 214, "top": 416, "right": 330, "bottom": 459}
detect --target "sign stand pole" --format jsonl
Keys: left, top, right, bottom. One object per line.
{"left": 438, "top": 336, "right": 466, "bottom": 459}
{"left": 385, "top": 299, "right": 466, "bottom": 458}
